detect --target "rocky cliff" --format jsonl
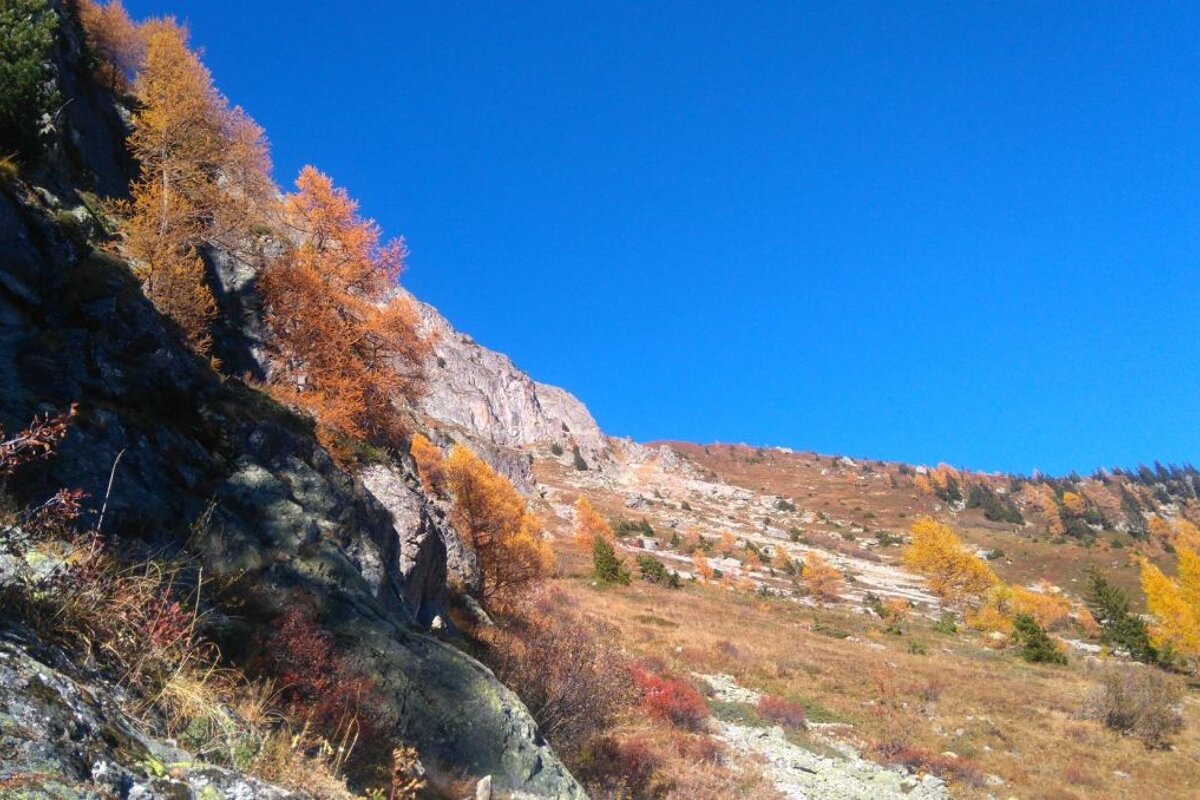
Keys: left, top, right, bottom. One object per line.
{"left": 0, "top": 4, "right": 583, "bottom": 796}
{"left": 409, "top": 292, "right": 609, "bottom": 468}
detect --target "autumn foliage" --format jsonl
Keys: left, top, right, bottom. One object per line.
{"left": 78, "top": 0, "right": 144, "bottom": 91}
{"left": 574, "top": 496, "right": 612, "bottom": 554}
{"left": 258, "top": 167, "right": 428, "bottom": 450}
{"left": 443, "top": 444, "right": 553, "bottom": 602}
{"left": 1140, "top": 545, "right": 1200, "bottom": 663}
{"left": 408, "top": 433, "right": 446, "bottom": 495}
{"left": 803, "top": 550, "right": 844, "bottom": 601}
{"left": 118, "top": 18, "right": 273, "bottom": 356}
{"left": 903, "top": 516, "right": 998, "bottom": 606}
{"left": 630, "top": 665, "right": 709, "bottom": 731}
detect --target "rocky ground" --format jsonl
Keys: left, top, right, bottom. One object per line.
{"left": 696, "top": 673, "right": 951, "bottom": 800}
{"left": 0, "top": 636, "right": 300, "bottom": 800}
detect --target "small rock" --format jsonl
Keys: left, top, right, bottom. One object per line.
{"left": 475, "top": 774, "right": 492, "bottom": 800}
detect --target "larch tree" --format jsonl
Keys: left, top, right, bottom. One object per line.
{"left": 77, "top": 0, "right": 144, "bottom": 91}
{"left": 903, "top": 516, "right": 998, "bottom": 606}
{"left": 691, "top": 551, "right": 714, "bottom": 584}
{"left": 573, "top": 497, "right": 611, "bottom": 554}
{"left": 120, "top": 18, "right": 273, "bottom": 356}
{"left": 409, "top": 433, "right": 446, "bottom": 495}
{"left": 1140, "top": 546, "right": 1200, "bottom": 662}
{"left": 260, "top": 166, "right": 428, "bottom": 451}
{"left": 443, "top": 444, "right": 553, "bottom": 602}
{"left": 803, "top": 551, "right": 844, "bottom": 602}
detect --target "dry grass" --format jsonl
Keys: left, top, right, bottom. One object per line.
{"left": 547, "top": 569, "right": 1200, "bottom": 799}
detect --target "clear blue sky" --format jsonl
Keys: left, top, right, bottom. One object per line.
{"left": 126, "top": 1, "right": 1200, "bottom": 476}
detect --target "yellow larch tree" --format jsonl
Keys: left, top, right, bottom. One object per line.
{"left": 1140, "top": 545, "right": 1200, "bottom": 661}
{"left": 259, "top": 167, "right": 428, "bottom": 452}
{"left": 1061, "top": 491, "right": 1086, "bottom": 516}
{"left": 573, "top": 497, "right": 611, "bottom": 554}
{"left": 903, "top": 516, "right": 998, "bottom": 606}
{"left": 803, "top": 551, "right": 844, "bottom": 602}
{"left": 443, "top": 444, "right": 553, "bottom": 602}
{"left": 692, "top": 550, "right": 714, "bottom": 584}
{"left": 717, "top": 531, "right": 737, "bottom": 556}
{"left": 1176, "top": 518, "right": 1200, "bottom": 552}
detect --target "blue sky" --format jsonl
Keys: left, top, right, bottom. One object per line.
{"left": 125, "top": 1, "right": 1200, "bottom": 475}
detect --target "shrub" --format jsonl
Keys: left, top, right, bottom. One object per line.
{"left": 572, "top": 445, "right": 588, "bottom": 471}
{"left": 473, "top": 586, "right": 632, "bottom": 763}
{"left": 575, "top": 736, "right": 662, "bottom": 800}
{"left": 550, "top": 442, "right": 564, "bottom": 456}
{"left": 881, "top": 746, "right": 984, "bottom": 787}
{"left": 630, "top": 666, "right": 709, "bottom": 730}
{"left": 933, "top": 612, "right": 958, "bottom": 635}
{"left": 756, "top": 695, "right": 807, "bottom": 729}
{"left": 1082, "top": 666, "right": 1184, "bottom": 748}
{"left": 637, "top": 554, "right": 681, "bottom": 588}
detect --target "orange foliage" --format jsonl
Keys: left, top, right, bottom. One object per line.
{"left": 408, "top": 433, "right": 445, "bottom": 495}
{"left": 1011, "top": 583, "right": 1071, "bottom": 631}
{"left": 443, "top": 444, "right": 553, "bottom": 602}
{"left": 691, "top": 551, "right": 713, "bottom": 584}
{"left": 1148, "top": 516, "right": 1173, "bottom": 546}
{"left": 78, "top": 0, "right": 144, "bottom": 91}
{"left": 119, "top": 19, "right": 273, "bottom": 356}
{"left": 1061, "top": 491, "right": 1086, "bottom": 516}
{"left": 260, "top": 167, "right": 428, "bottom": 450}
{"left": 717, "top": 531, "right": 737, "bottom": 556}
{"left": 913, "top": 474, "right": 933, "bottom": 495}
{"left": 574, "top": 497, "right": 612, "bottom": 554}
{"left": 803, "top": 551, "right": 844, "bottom": 602}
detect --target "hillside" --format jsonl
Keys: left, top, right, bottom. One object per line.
{"left": 1, "top": 4, "right": 1197, "bottom": 800}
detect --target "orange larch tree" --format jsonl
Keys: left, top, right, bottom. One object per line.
{"left": 78, "top": 0, "right": 144, "bottom": 91}
{"left": 119, "top": 18, "right": 274, "bottom": 356}
{"left": 259, "top": 166, "right": 428, "bottom": 451}
{"left": 573, "top": 497, "right": 611, "bottom": 554}
{"left": 409, "top": 433, "right": 446, "bottom": 495}
{"left": 803, "top": 551, "right": 844, "bottom": 602}
{"left": 443, "top": 444, "right": 553, "bottom": 602}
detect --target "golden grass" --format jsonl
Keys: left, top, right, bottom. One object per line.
{"left": 554, "top": 570, "right": 1200, "bottom": 799}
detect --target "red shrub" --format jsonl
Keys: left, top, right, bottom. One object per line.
{"left": 756, "top": 695, "right": 807, "bottom": 729}
{"left": 882, "top": 746, "right": 984, "bottom": 787}
{"left": 257, "top": 606, "right": 397, "bottom": 775}
{"left": 576, "top": 736, "right": 662, "bottom": 799}
{"left": 630, "top": 666, "right": 709, "bottom": 731}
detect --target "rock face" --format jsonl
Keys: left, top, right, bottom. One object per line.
{"left": 360, "top": 463, "right": 481, "bottom": 622}
{"left": 408, "top": 291, "right": 609, "bottom": 464}
{"left": 0, "top": 636, "right": 303, "bottom": 799}
{"left": 0, "top": 9, "right": 585, "bottom": 796}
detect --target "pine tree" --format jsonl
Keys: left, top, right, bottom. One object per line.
{"left": 1084, "top": 568, "right": 1157, "bottom": 663}
{"left": 0, "top": 0, "right": 59, "bottom": 157}
{"left": 593, "top": 536, "right": 631, "bottom": 585}
{"left": 1011, "top": 613, "right": 1067, "bottom": 664}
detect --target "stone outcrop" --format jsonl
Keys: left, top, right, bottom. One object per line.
{"left": 0, "top": 635, "right": 304, "bottom": 799}
{"left": 408, "top": 290, "right": 610, "bottom": 465}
